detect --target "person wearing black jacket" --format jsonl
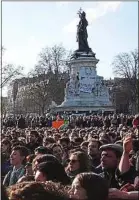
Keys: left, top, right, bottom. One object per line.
{"left": 26, "top": 130, "right": 41, "bottom": 154}
{"left": 88, "top": 139, "right": 101, "bottom": 169}
{"left": 17, "top": 115, "right": 26, "bottom": 129}
{"left": 98, "top": 144, "right": 135, "bottom": 188}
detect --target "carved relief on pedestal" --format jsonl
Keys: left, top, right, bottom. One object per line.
{"left": 65, "top": 73, "right": 80, "bottom": 99}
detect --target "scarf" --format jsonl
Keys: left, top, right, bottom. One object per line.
{"left": 9, "top": 166, "right": 25, "bottom": 186}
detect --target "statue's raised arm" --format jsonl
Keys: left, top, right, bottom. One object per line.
{"left": 76, "top": 9, "right": 90, "bottom": 52}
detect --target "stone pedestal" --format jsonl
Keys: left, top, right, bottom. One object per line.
{"left": 52, "top": 50, "right": 114, "bottom": 113}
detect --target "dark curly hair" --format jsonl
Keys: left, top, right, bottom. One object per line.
{"left": 8, "top": 181, "right": 69, "bottom": 200}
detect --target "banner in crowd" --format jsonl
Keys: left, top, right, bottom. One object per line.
{"left": 52, "top": 120, "right": 64, "bottom": 129}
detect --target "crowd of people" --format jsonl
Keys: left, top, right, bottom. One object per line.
{"left": 1, "top": 113, "right": 139, "bottom": 200}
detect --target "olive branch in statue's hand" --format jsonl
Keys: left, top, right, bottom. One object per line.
{"left": 77, "top": 7, "right": 83, "bottom": 16}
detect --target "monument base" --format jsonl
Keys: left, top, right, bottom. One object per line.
{"left": 50, "top": 105, "right": 115, "bottom": 114}
{"left": 51, "top": 50, "right": 115, "bottom": 114}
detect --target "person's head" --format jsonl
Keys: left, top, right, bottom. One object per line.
{"left": 100, "top": 144, "right": 123, "bottom": 170}
{"left": 70, "top": 173, "right": 108, "bottom": 200}
{"left": 2, "top": 139, "right": 11, "bottom": 154}
{"left": 26, "top": 154, "right": 36, "bottom": 164}
{"left": 28, "top": 130, "right": 39, "bottom": 143}
{"left": 51, "top": 144, "right": 63, "bottom": 162}
{"left": 11, "top": 130, "right": 18, "bottom": 140}
{"left": 88, "top": 140, "right": 100, "bottom": 157}
{"left": 113, "top": 114, "right": 117, "bottom": 119}
{"left": 8, "top": 181, "right": 69, "bottom": 200}
{"left": 43, "top": 137, "right": 55, "bottom": 147}
{"left": 99, "top": 132, "right": 111, "bottom": 144}
{"left": 34, "top": 146, "right": 51, "bottom": 156}
{"left": 79, "top": 130, "right": 86, "bottom": 138}
{"left": 35, "top": 161, "right": 70, "bottom": 185}
{"left": 80, "top": 141, "right": 89, "bottom": 153}
{"left": 67, "top": 151, "right": 90, "bottom": 173}
{"left": 53, "top": 134, "right": 61, "bottom": 142}
{"left": 32, "top": 155, "right": 41, "bottom": 174}
{"left": 10, "top": 146, "right": 30, "bottom": 167}
{"left": 36, "top": 154, "right": 58, "bottom": 164}
{"left": 32, "top": 154, "right": 59, "bottom": 174}
{"left": 25, "top": 162, "right": 33, "bottom": 176}
{"left": 59, "top": 137, "right": 70, "bottom": 150}
{"left": 73, "top": 137, "right": 83, "bottom": 146}
{"left": 44, "top": 130, "right": 52, "bottom": 137}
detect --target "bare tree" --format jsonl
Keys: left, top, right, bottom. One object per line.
{"left": 2, "top": 64, "right": 23, "bottom": 88}
{"left": 112, "top": 49, "right": 138, "bottom": 113}
{"left": 26, "top": 68, "right": 68, "bottom": 115}
{"left": 38, "top": 44, "right": 71, "bottom": 74}
{"left": 1, "top": 47, "right": 24, "bottom": 88}
{"left": 24, "top": 64, "right": 51, "bottom": 115}
{"left": 24, "top": 81, "right": 50, "bottom": 115}
{"left": 24, "top": 44, "right": 70, "bottom": 115}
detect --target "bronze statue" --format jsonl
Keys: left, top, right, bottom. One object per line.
{"left": 76, "top": 8, "right": 90, "bottom": 52}
{"left": 70, "top": 9, "right": 95, "bottom": 59}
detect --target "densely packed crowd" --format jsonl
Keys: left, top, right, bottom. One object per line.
{"left": 1, "top": 113, "right": 139, "bottom": 200}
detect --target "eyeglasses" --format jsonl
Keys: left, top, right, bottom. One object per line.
{"left": 68, "top": 159, "right": 79, "bottom": 164}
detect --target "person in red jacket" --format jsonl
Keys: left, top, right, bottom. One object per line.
{"left": 132, "top": 115, "right": 139, "bottom": 128}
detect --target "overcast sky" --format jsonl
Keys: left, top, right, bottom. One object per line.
{"left": 2, "top": 1, "right": 138, "bottom": 96}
